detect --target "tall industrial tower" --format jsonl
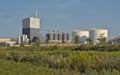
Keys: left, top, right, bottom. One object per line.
{"left": 22, "top": 10, "right": 40, "bottom": 42}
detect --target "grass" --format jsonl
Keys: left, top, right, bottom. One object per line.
{"left": 0, "top": 46, "right": 120, "bottom": 75}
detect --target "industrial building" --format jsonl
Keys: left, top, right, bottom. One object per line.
{"left": 17, "top": 35, "right": 29, "bottom": 44}
{"left": 22, "top": 16, "right": 40, "bottom": 42}
{"left": 110, "top": 36, "right": 120, "bottom": 44}
{"left": 72, "top": 30, "right": 89, "bottom": 44}
{"left": 0, "top": 38, "right": 16, "bottom": 46}
{"left": 46, "top": 32, "right": 71, "bottom": 44}
{"left": 89, "top": 28, "right": 108, "bottom": 44}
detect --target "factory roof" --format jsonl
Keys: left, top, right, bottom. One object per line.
{"left": 90, "top": 28, "right": 107, "bottom": 30}
{"left": 73, "top": 30, "right": 89, "bottom": 32}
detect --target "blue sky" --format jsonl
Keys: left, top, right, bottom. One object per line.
{"left": 0, "top": 0, "right": 120, "bottom": 39}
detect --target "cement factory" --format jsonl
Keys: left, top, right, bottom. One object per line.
{"left": 1, "top": 11, "right": 118, "bottom": 46}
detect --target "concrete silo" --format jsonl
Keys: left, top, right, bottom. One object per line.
{"left": 62, "top": 32, "right": 71, "bottom": 43}
{"left": 46, "top": 32, "right": 53, "bottom": 40}
{"left": 53, "top": 32, "right": 57, "bottom": 40}
{"left": 58, "top": 33, "right": 62, "bottom": 40}
{"left": 62, "top": 33, "right": 67, "bottom": 41}
{"left": 72, "top": 30, "right": 89, "bottom": 44}
{"left": 89, "top": 28, "right": 108, "bottom": 44}
{"left": 46, "top": 32, "right": 71, "bottom": 44}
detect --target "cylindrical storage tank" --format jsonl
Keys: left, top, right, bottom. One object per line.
{"left": 53, "top": 32, "right": 58, "bottom": 40}
{"left": 89, "top": 28, "right": 108, "bottom": 44}
{"left": 66, "top": 33, "right": 70, "bottom": 40}
{"left": 46, "top": 33, "right": 53, "bottom": 40}
{"left": 58, "top": 33, "right": 62, "bottom": 40}
{"left": 46, "top": 33, "right": 49, "bottom": 40}
{"left": 18, "top": 35, "right": 21, "bottom": 44}
{"left": 62, "top": 33, "right": 68, "bottom": 41}
{"left": 72, "top": 30, "right": 89, "bottom": 43}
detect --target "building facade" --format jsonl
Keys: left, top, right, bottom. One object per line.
{"left": 22, "top": 17, "right": 40, "bottom": 42}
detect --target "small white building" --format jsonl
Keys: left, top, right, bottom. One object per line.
{"left": 72, "top": 30, "right": 89, "bottom": 44}
{"left": 0, "top": 38, "right": 16, "bottom": 46}
{"left": 18, "top": 35, "right": 29, "bottom": 44}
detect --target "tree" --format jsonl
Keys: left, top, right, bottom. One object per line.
{"left": 35, "top": 38, "right": 41, "bottom": 46}
{"left": 45, "top": 37, "right": 49, "bottom": 44}
{"left": 28, "top": 39, "right": 32, "bottom": 46}
{"left": 86, "top": 37, "right": 92, "bottom": 44}
{"left": 62, "top": 40, "right": 65, "bottom": 44}
{"left": 97, "top": 33, "right": 107, "bottom": 44}
{"left": 20, "top": 43, "right": 24, "bottom": 47}
{"left": 74, "top": 35, "right": 80, "bottom": 44}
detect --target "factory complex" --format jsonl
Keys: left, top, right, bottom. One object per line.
{"left": 1, "top": 11, "right": 118, "bottom": 46}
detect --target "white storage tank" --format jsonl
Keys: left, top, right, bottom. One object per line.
{"left": 89, "top": 28, "right": 108, "bottom": 44}
{"left": 72, "top": 30, "right": 89, "bottom": 43}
